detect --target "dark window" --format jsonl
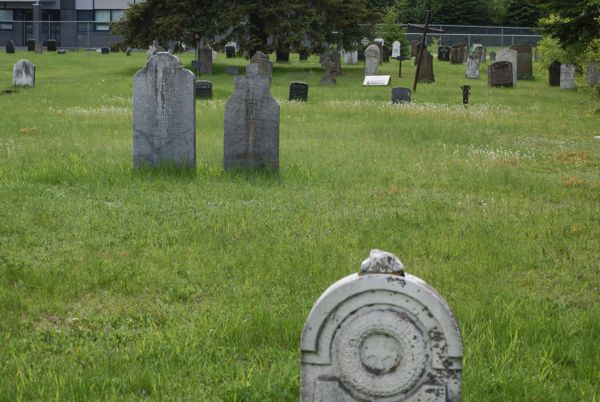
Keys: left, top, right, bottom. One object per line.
{"left": 78, "top": 10, "right": 124, "bottom": 32}
{"left": 77, "top": 10, "right": 93, "bottom": 32}
{"left": 0, "top": 9, "right": 13, "bottom": 31}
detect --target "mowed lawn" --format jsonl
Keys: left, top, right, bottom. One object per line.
{"left": 0, "top": 49, "right": 599, "bottom": 401}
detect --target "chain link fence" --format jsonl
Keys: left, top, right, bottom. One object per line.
{"left": 403, "top": 24, "right": 542, "bottom": 47}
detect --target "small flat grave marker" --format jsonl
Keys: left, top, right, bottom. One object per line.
{"left": 391, "top": 87, "right": 411, "bottom": 104}
{"left": 363, "top": 75, "right": 391, "bottom": 86}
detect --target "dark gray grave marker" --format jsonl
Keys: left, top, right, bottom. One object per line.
{"left": 299, "top": 50, "right": 309, "bottom": 61}
{"left": 391, "top": 87, "right": 411, "bottom": 104}
{"left": 47, "top": 40, "right": 57, "bottom": 51}
{"left": 6, "top": 40, "right": 15, "bottom": 54}
{"left": 27, "top": 39, "right": 35, "bottom": 51}
{"left": 382, "top": 45, "right": 390, "bottom": 62}
{"left": 276, "top": 50, "right": 290, "bottom": 62}
{"left": 195, "top": 80, "right": 213, "bottom": 99}
{"left": 438, "top": 45, "right": 450, "bottom": 61}
{"left": 225, "top": 46, "right": 235, "bottom": 58}
{"left": 101, "top": 47, "right": 110, "bottom": 54}
{"left": 289, "top": 82, "right": 309, "bottom": 102}
{"left": 549, "top": 61, "right": 561, "bottom": 87}
{"left": 487, "top": 61, "right": 514, "bottom": 87}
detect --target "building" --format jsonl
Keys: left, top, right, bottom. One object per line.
{"left": 0, "top": 0, "right": 141, "bottom": 48}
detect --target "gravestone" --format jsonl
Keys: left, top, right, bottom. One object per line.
{"left": 27, "top": 39, "right": 35, "bottom": 51}
{"left": 587, "top": 62, "right": 600, "bottom": 86}
{"left": 391, "top": 41, "right": 401, "bottom": 58}
{"left": 6, "top": 40, "right": 15, "bottom": 54}
{"left": 548, "top": 61, "right": 561, "bottom": 87}
{"left": 343, "top": 50, "right": 358, "bottom": 65}
{"left": 195, "top": 80, "right": 212, "bottom": 99}
{"left": 225, "top": 45, "right": 235, "bottom": 58}
{"left": 487, "top": 61, "right": 514, "bottom": 88}
{"left": 466, "top": 55, "right": 480, "bottom": 79}
{"left": 382, "top": 45, "right": 390, "bottom": 62}
{"left": 320, "top": 56, "right": 337, "bottom": 85}
{"left": 489, "top": 51, "right": 496, "bottom": 62}
{"left": 198, "top": 48, "right": 213, "bottom": 74}
{"left": 364, "top": 44, "right": 381, "bottom": 76}
{"left": 301, "top": 249, "right": 463, "bottom": 402}
{"left": 276, "top": 50, "right": 290, "bottom": 62}
{"left": 34, "top": 42, "right": 43, "bottom": 54}
{"left": 226, "top": 67, "right": 239, "bottom": 76}
{"left": 438, "top": 45, "right": 450, "bottom": 61}
{"left": 510, "top": 44, "right": 533, "bottom": 80}
{"left": 12, "top": 60, "right": 35, "bottom": 87}
{"left": 57, "top": 49, "right": 66, "bottom": 55}
{"left": 247, "top": 51, "right": 273, "bottom": 83}
{"left": 330, "top": 49, "right": 342, "bottom": 76}
{"left": 374, "top": 38, "right": 384, "bottom": 64}
{"left": 391, "top": 87, "right": 411, "bottom": 104}
{"left": 289, "top": 82, "right": 309, "bottom": 102}
{"left": 299, "top": 50, "right": 309, "bottom": 62}
{"left": 224, "top": 62, "right": 280, "bottom": 171}
{"left": 101, "top": 47, "right": 110, "bottom": 54}
{"left": 416, "top": 50, "right": 434, "bottom": 83}
{"left": 410, "top": 40, "right": 419, "bottom": 58}
{"left": 473, "top": 45, "right": 486, "bottom": 63}
{"left": 47, "top": 39, "right": 57, "bottom": 51}
{"left": 560, "top": 64, "right": 575, "bottom": 89}
{"left": 496, "top": 48, "right": 518, "bottom": 87}
{"left": 132, "top": 53, "right": 196, "bottom": 169}
{"left": 450, "top": 43, "right": 466, "bottom": 64}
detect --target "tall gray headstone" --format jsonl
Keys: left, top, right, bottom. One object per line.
{"left": 224, "top": 63, "right": 280, "bottom": 171}
{"left": 466, "top": 54, "right": 480, "bottom": 79}
{"left": 301, "top": 249, "right": 463, "bottom": 402}
{"left": 560, "top": 64, "right": 575, "bottom": 89}
{"left": 12, "top": 59, "right": 35, "bottom": 87}
{"left": 132, "top": 52, "right": 196, "bottom": 169}
{"left": 198, "top": 48, "right": 213, "bottom": 74}
{"left": 588, "top": 62, "right": 600, "bottom": 86}
{"left": 496, "top": 48, "right": 518, "bottom": 87}
{"left": 364, "top": 44, "right": 380, "bottom": 76}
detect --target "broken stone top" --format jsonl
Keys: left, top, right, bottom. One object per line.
{"left": 360, "top": 249, "right": 404, "bottom": 275}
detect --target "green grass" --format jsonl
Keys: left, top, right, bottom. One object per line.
{"left": 0, "top": 49, "right": 599, "bottom": 401}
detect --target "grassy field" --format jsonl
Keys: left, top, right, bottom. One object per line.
{"left": 0, "top": 49, "right": 599, "bottom": 401}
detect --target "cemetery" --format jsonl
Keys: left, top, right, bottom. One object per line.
{"left": 0, "top": 3, "right": 599, "bottom": 400}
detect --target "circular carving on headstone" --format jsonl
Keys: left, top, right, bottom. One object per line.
{"left": 334, "top": 307, "right": 427, "bottom": 397}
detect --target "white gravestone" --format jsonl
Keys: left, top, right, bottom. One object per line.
{"left": 391, "top": 41, "right": 401, "bottom": 58}
{"left": 132, "top": 52, "right": 196, "bottom": 169}
{"left": 496, "top": 48, "right": 518, "bottom": 87}
{"left": 13, "top": 60, "right": 35, "bottom": 87}
{"left": 560, "top": 64, "right": 575, "bottom": 89}
{"left": 343, "top": 50, "right": 358, "bottom": 65}
{"left": 301, "top": 249, "right": 463, "bottom": 402}
{"left": 466, "top": 55, "right": 480, "bottom": 79}
{"left": 363, "top": 75, "right": 391, "bottom": 86}
{"left": 364, "top": 44, "right": 381, "bottom": 76}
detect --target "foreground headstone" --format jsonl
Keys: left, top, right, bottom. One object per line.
{"left": 510, "top": 44, "right": 533, "bottom": 80}
{"left": 438, "top": 45, "right": 450, "bottom": 61}
{"left": 496, "top": 48, "right": 518, "bottom": 87}
{"left": 301, "top": 249, "right": 463, "bottom": 402}
{"left": 133, "top": 53, "right": 196, "bottom": 169}
{"left": 289, "top": 82, "right": 309, "bottom": 102}
{"left": 549, "top": 61, "right": 561, "bottom": 87}
{"left": 588, "top": 62, "right": 600, "bottom": 86}
{"left": 391, "top": 87, "right": 411, "bottom": 103}
{"left": 416, "top": 50, "right": 435, "bottom": 83}
{"left": 487, "top": 61, "right": 513, "bottom": 88}
{"left": 199, "top": 48, "right": 213, "bottom": 74}
{"left": 364, "top": 44, "right": 380, "bottom": 76}
{"left": 466, "top": 54, "right": 480, "bottom": 79}
{"left": 13, "top": 60, "right": 35, "bottom": 87}
{"left": 195, "top": 80, "right": 213, "bottom": 99}
{"left": 47, "top": 39, "right": 57, "bottom": 51}
{"left": 560, "top": 64, "right": 575, "bottom": 89}
{"left": 224, "top": 63, "right": 279, "bottom": 171}
{"left": 6, "top": 40, "right": 15, "bottom": 54}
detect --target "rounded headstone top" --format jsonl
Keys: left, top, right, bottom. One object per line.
{"left": 360, "top": 249, "right": 404, "bottom": 275}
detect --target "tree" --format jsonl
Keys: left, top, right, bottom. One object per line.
{"left": 504, "top": 0, "right": 540, "bottom": 26}
{"left": 538, "top": 0, "right": 600, "bottom": 48}
{"left": 377, "top": 7, "right": 410, "bottom": 56}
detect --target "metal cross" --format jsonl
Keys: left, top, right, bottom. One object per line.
{"left": 410, "top": 11, "right": 444, "bottom": 92}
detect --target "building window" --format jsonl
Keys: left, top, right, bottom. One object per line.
{"left": 77, "top": 10, "right": 124, "bottom": 32}
{"left": 77, "top": 10, "right": 93, "bottom": 32}
{"left": 0, "top": 10, "right": 13, "bottom": 31}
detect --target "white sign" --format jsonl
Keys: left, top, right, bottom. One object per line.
{"left": 363, "top": 75, "right": 391, "bottom": 86}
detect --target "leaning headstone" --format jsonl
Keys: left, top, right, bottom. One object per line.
{"left": 466, "top": 54, "right": 480, "bottom": 79}
{"left": 198, "top": 48, "right": 213, "bottom": 74}
{"left": 225, "top": 45, "right": 235, "bottom": 58}
{"left": 276, "top": 50, "right": 289, "bottom": 62}
{"left": 224, "top": 62, "right": 280, "bottom": 171}
{"left": 101, "top": 47, "right": 110, "bottom": 54}
{"left": 6, "top": 40, "right": 15, "bottom": 54}
{"left": 416, "top": 50, "right": 435, "bottom": 83}
{"left": 496, "top": 48, "right": 518, "bottom": 87}
{"left": 548, "top": 61, "right": 561, "bottom": 87}
{"left": 364, "top": 44, "right": 381, "bottom": 76}
{"left": 438, "top": 45, "right": 451, "bottom": 61}
{"left": 195, "top": 80, "right": 212, "bottom": 99}
{"left": 301, "top": 249, "right": 463, "bottom": 402}
{"left": 587, "top": 62, "right": 600, "bottom": 86}
{"left": 320, "top": 56, "right": 337, "bottom": 85}
{"left": 487, "top": 61, "right": 514, "bottom": 88}
{"left": 391, "top": 41, "right": 401, "bottom": 58}
{"left": 560, "top": 64, "right": 575, "bottom": 89}
{"left": 34, "top": 42, "right": 43, "bottom": 54}
{"left": 27, "top": 39, "right": 35, "bottom": 51}
{"left": 132, "top": 52, "right": 195, "bottom": 169}
{"left": 226, "top": 67, "right": 239, "bottom": 76}
{"left": 47, "top": 39, "right": 57, "bottom": 51}
{"left": 489, "top": 51, "right": 496, "bottom": 62}
{"left": 12, "top": 60, "right": 35, "bottom": 87}
{"left": 247, "top": 51, "right": 273, "bottom": 83}
{"left": 391, "top": 87, "right": 411, "bottom": 104}
{"left": 510, "top": 44, "right": 533, "bottom": 80}
{"left": 289, "top": 82, "right": 309, "bottom": 102}
{"left": 450, "top": 43, "right": 466, "bottom": 64}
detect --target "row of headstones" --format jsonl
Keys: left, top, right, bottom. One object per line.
{"left": 5, "top": 39, "right": 110, "bottom": 55}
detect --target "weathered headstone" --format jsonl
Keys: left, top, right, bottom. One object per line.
{"left": 289, "top": 82, "right": 309, "bottom": 102}
{"left": 225, "top": 45, "right": 235, "bottom": 58}
{"left": 301, "top": 249, "right": 463, "bottom": 402}
{"left": 47, "top": 39, "right": 57, "bottom": 51}
{"left": 364, "top": 44, "right": 381, "bottom": 76}
{"left": 6, "top": 40, "right": 15, "bottom": 54}
{"left": 466, "top": 54, "right": 480, "bottom": 79}
{"left": 226, "top": 67, "right": 239, "bottom": 76}
{"left": 391, "top": 87, "right": 411, "bottom": 104}
{"left": 438, "top": 45, "right": 451, "bottom": 61}
{"left": 549, "top": 61, "right": 561, "bottom": 87}
{"left": 391, "top": 41, "right": 401, "bottom": 58}
{"left": 276, "top": 50, "right": 289, "bottom": 62}
{"left": 560, "top": 64, "right": 575, "bottom": 89}
{"left": 496, "top": 48, "right": 518, "bottom": 87}
{"left": 12, "top": 60, "right": 35, "bottom": 87}
{"left": 320, "top": 56, "right": 337, "bottom": 85}
{"left": 450, "top": 43, "right": 466, "bottom": 64}
{"left": 489, "top": 51, "right": 496, "bottom": 62}
{"left": 487, "top": 61, "right": 514, "bottom": 88}
{"left": 510, "top": 44, "right": 533, "bottom": 80}
{"left": 587, "top": 62, "right": 600, "bottom": 86}
{"left": 224, "top": 62, "right": 280, "bottom": 171}
{"left": 27, "top": 39, "right": 35, "bottom": 52}
{"left": 198, "top": 48, "right": 213, "bottom": 74}
{"left": 101, "top": 47, "right": 110, "bottom": 54}
{"left": 416, "top": 50, "right": 434, "bottom": 83}
{"left": 132, "top": 53, "right": 195, "bottom": 169}
{"left": 195, "top": 80, "right": 212, "bottom": 99}
{"left": 34, "top": 42, "right": 43, "bottom": 54}
{"left": 247, "top": 51, "right": 273, "bottom": 83}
